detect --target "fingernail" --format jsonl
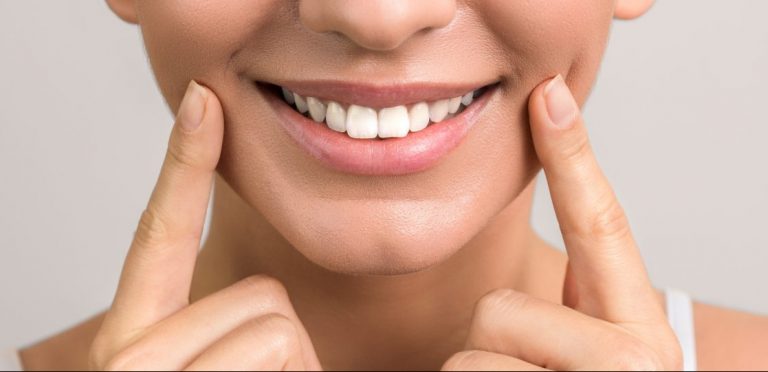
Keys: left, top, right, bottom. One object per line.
{"left": 178, "top": 80, "right": 208, "bottom": 132}
{"left": 543, "top": 74, "right": 578, "bottom": 129}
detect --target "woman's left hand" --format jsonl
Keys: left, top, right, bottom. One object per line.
{"left": 442, "top": 75, "right": 683, "bottom": 371}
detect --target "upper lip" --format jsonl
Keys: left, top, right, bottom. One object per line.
{"left": 259, "top": 79, "right": 499, "bottom": 109}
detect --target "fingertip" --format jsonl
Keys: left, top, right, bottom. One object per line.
{"left": 544, "top": 75, "right": 579, "bottom": 130}
{"left": 528, "top": 75, "right": 561, "bottom": 139}
{"left": 528, "top": 75, "right": 586, "bottom": 160}
{"left": 177, "top": 80, "right": 209, "bottom": 132}
{"left": 195, "top": 81, "right": 224, "bottom": 136}
{"left": 199, "top": 83, "right": 225, "bottom": 157}
{"left": 167, "top": 80, "right": 224, "bottom": 172}
{"left": 527, "top": 76, "right": 553, "bottom": 118}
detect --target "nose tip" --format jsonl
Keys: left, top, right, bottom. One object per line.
{"left": 299, "top": 0, "right": 457, "bottom": 51}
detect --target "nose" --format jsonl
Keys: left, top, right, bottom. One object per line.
{"left": 299, "top": 0, "right": 457, "bottom": 51}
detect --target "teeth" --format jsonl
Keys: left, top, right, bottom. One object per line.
{"left": 461, "top": 91, "right": 474, "bottom": 106}
{"left": 282, "top": 87, "right": 295, "bottom": 105}
{"left": 447, "top": 96, "right": 462, "bottom": 114}
{"left": 307, "top": 97, "right": 326, "bottom": 122}
{"left": 409, "top": 102, "right": 430, "bottom": 132}
{"left": 280, "top": 87, "right": 482, "bottom": 139}
{"left": 294, "top": 93, "right": 308, "bottom": 114}
{"left": 346, "top": 105, "right": 378, "bottom": 139}
{"left": 378, "top": 106, "right": 410, "bottom": 138}
{"left": 325, "top": 101, "right": 346, "bottom": 132}
{"left": 428, "top": 99, "right": 449, "bottom": 122}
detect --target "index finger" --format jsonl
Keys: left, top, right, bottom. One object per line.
{"left": 528, "top": 75, "right": 663, "bottom": 324}
{"left": 108, "top": 80, "right": 224, "bottom": 331}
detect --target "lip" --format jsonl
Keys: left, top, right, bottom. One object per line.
{"left": 274, "top": 80, "right": 495, "bottom": 109}
{"left": 257, "top": 81, "right": 499, "bottom": 176}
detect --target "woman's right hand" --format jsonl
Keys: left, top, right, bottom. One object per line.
{"left": 89, "top": 81, "right": 322, "bottom": 371}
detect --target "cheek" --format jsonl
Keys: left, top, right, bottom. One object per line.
{"left": 478, "top": 0, "right": 614, "bottom": 101}
{"left": 136, "top": 0, "right": 282, "bottom": 112}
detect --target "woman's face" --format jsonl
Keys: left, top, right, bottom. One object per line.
{"left": 109, "top": 0, "right": 649, "bottom": 275}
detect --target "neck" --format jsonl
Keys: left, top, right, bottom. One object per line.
{"left": 191, "top": 175, "right": 567, "bottom": 370}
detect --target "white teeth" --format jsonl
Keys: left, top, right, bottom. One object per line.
{"left": 428, "top": 99, "right": 449, "bottom": 123}
{"left": 377, "top": 106, "right": 410, "bottom": 138}
{"left": 461, "top": 91, "right": 474, "bottom": 106}
{"left": 307, "top": 97, "right": 326, "bottom": 122}
{"left": 282, "top": 87, "right": 295, "bottom": 105}
{"left": 408, "top": 102, "right": 430, "bottom": 132}
{"left": 294, "top": 93, "right": 308, "bottom": 114}
{"left": 325, "top": 101, "right": 346, "bottom": 132}
{"left": 346, "top": 105, "right": 378, "bottom": 139}
{"left": 281, "top": 87, "right": 482, "bottom": 138}
{"left": 447, "top": 96, "right": 462, "bottom": 114}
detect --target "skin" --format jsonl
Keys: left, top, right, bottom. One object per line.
{"left": 17, "top": 0, "right": 768, "bottom": 370}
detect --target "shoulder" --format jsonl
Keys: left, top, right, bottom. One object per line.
{"left": 692, "top": 299, "right": 768, "bottom": 370}
{"left": 17, "top": 312, "right": 105, "bottom": 371}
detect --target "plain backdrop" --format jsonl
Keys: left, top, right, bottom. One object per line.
{"left": 1, "top": 1, "right": 766, "bottom": 352}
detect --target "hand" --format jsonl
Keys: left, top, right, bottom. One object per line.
{"left": 442, "top": 75, "right": 683, "bottom": 371}
{"left": 89, "top": 81, "right": 322, "bottom": 371}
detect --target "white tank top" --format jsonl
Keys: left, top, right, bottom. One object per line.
{"left": 0, "top": 287, "right": 698, "bottom": 371}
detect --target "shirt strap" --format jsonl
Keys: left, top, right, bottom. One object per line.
{"left": 665, "top": 287, "right": 698, "bottom": 371}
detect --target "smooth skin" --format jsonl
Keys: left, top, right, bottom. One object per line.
{"left": 96, "top": 75, "right": 681, "bottom": 371}
{"left": 21, "top": 76, "right": 768, "bottom": 370}
{"left": 19, "top": 0, "right": 768, "bottom": 370}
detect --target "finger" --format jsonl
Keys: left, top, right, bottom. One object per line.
{"left": 527, "top": 74, "right": 662, "bottom": 323}
{"left": 185, "top": 313, "right": 306, "bottom": 371}
{"left": 102, "top": 276, "right": 322, "bottom": 371}
{"left": 109, "top": 80, "right": 224, "bottom": 330}
{"left": 465, "top": 289, "right": 679, "bottom": 370}
{"left": 442, "top": 350, "right": 549, "bottom": 371}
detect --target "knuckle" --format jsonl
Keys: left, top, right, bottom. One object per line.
{"left": 133, "top": 207, "right": 172, "bottom": 249}
{"left": 557, "top": 129, "right": 592, "bottom": 164}
{"left": 471, "top": 289, "right": 527, "bottom": 336}
{"left": 588, "top": 196, "right": 631, "bottom": 242}
{"left": 235, "top": 275, "right": 291, "bottom": 312}
{"left": 166, "top": 133, "right": 202, "bottom": 171}
{"left": 254, "top": 314, "right": 301, "bottom": 358}
{"left": 610, "top": 338, "right": 663, "bottom": 371}
{"left": 475, "top": 288, "right": 527, "bottom": 318}
{"left": 562, "top": 189, "right": 631, "bottom": 244}
{"left": 238, "top": 274, "right": 289, "bottom": 299}
{"left": 441, "top": 350, "right": 486, "bottom": 371}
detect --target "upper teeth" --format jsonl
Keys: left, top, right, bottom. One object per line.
{"left": 280, "top": 87, "right": 478, "bottom": 139}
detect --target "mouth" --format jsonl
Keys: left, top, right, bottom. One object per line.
{"left": 255, "top": 79, "right": 499, "bottom": 176}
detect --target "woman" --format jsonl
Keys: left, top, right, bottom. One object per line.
{"left": 8, "top": 0, "right": 768, "bottom": 370}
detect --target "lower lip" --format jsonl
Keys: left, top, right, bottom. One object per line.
{"left": 261, "top": 84, "right": 496, "bottom": 176}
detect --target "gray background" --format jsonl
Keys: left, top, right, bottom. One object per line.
{"left": 1, "top": 1, "right": 766, "bottom": 352}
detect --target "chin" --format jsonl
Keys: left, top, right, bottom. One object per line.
{"left": 277, "top": 198, "right": 485, "bottom": 276}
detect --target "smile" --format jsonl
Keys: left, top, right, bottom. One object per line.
{"left": 279, "top": 86, "right": 487, "bottom": 139}
{"left": 256, "top": 79, "right": 499, "bottom": 176}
